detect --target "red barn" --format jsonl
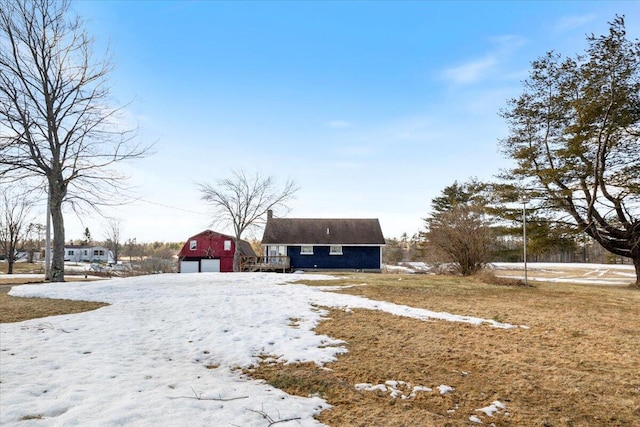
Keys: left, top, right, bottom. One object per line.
{"left": 178, "top": 230, "right": 256, "bottom": 273}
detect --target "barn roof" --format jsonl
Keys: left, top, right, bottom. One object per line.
{"left": 261, "top": 218, "right": 385, "bottom": 245}
{"left": 183, "top": 230, "right": 256, "bottom": 256}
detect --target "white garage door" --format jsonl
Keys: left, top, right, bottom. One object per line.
{"left": 180, "top": 261, "right": 199, "bottom": 273}
{"left": 200, "top": 259, "right": 221, "bottom": 272}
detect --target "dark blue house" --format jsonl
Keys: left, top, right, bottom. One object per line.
{"left": 261, "top": 213, "right": 385, "bottom": 272}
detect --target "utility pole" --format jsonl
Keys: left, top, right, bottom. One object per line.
{"left": 44, "top": 188, "right": 51, "bottom": 280}
{"left": 522, "top": 196, "right": 529, "bottom": 286}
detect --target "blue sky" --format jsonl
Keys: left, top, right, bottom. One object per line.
{"left": 58, "top": 1, "right": 639, "bottom": 243}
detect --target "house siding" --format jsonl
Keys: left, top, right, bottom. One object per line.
{"left": 288, "top": 245, "right": 381, "bottom": 270}
{"left": 63, "top": 246, "right": 114, "bottom": 263}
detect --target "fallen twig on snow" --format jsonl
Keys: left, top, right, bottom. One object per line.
{"left": 248, "top": 408, "right": 302, "bottom": 426}
{"left": 168, "top": 387, "right": 248, "bottom": 401}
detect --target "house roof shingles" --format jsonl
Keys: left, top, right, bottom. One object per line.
{"left": 261, "top": 218, "right": 385, "bottom": 245}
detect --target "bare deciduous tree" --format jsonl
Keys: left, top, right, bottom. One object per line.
{"left": 103, "top": 218, "right": 123, "bottom": 264}
{"left": 0, "top": 187, "right": 34, "bottom": 274}
{"left": 423, "top": 205, "right": 496, "bottom": 276}
{"left": 383, "top": 237, "right": 405, "bottom": 265}
{"left": 25, "top": 222, "right": 45, "bottom": 263}
{"left": 199, "top": 170, "right": 298, "bottom": 271}
{"left": 0, "top": 0, "right": 150, "bottom": 281}
{"left": 423, "top": 180, "right": 496, "bottom": 276}
{"left": 125, "top": 237, "right": 138, "bottom": 263}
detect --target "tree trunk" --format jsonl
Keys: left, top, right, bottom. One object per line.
{"left": 633, "top": 256, "right": 640, "bottom": 289}
{"left": 49, "top": 186, "right": 66, "bottom": 282}
{"left": 6, "top": 232, "right": 16, "bottom": 274}
{"left": 233, "top": 238, "right": 240, "bottom": 272}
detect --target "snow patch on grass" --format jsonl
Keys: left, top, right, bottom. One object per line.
{"left": 2, "top": 273, "right": 520, "bottom": 426}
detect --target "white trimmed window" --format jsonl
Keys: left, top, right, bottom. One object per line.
{"left": 224, "top": 240, "right": 232, "bottom": 251}
{"left": 300, "top": 246, "right": 314, "bottom": 255}
{"left": 268, "top": 246, "right": 287, "bottom": 257}
{"left": 330, "top": 245, "right": 343, "bottom": 255}
{"left": 189, "top": 240, "right": 197, "bottom": 250}
{"left": 67, "top": 250, "right": 74, "bottom": 256}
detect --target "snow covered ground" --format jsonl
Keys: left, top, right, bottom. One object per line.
{"left": 0, "top": 273, "right": 521, "bottom": 426}
{"left": 382, "top": 261, "right": 637, "bottom": 285}
{"left": 492, "top": 262, "right": 636, "bottom": 286}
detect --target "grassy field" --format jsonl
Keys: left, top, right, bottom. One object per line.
{"left": 252, "top": 273, "right": 640, "bottom": 426}
{"left": 2, "top": 268, "right": 639, "bottom": 426}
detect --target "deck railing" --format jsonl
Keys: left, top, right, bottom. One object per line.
{"left": 239, "top": 256, "right": 291, "bottom": 272}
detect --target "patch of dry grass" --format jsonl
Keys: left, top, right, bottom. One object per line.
{"left": 0, "top": 292, "right": 108, "bottom": 323}
{"left": 0, "top": 273, "right": 108, "bottom": 323}
{"left": 251, "top": 273, "right": 640, "bottom": 426}
{"left": 0, "top": 261, "right": 47, "bottom": 275}
{"left": 0, "top": 264, "right": 109, "bottom": 323}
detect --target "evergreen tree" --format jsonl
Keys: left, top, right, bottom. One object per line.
{"left": 82, "top": 228, "right": 92, "bottom": 246}
{"left": 499, "top": 16, "right": 640, "bottom": 286}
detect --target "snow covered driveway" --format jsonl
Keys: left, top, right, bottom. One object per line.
{"left": 1, "top": 273, "right": 518, "bottom": 426}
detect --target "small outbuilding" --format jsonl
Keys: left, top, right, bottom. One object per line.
{"left": 178, "top": 230, "right": 256, "bottom": 273}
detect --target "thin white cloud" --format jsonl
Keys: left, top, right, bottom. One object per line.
{"left": 489, "top": 34, "right": 526, "bottom": 53}
{"left": 441, "top": 34, "right": 526, "bottom": 85}
{"left": 442, "top": 56, "right": 498, "bottom": 84}
{"left": 327, "top": 120, "right": 353, "bottom": 129}
{"left": 554, "top": 14, "right": 597, "bottom": 33}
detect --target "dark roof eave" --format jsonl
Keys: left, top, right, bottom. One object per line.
{"left": 261, "top": 218, "right": 385, "bottom": 245}
{"left": 262, "top": 242, "right": 386, "bottom": 246}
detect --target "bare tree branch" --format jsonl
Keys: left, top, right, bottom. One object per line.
{"left": 103, "top": 217, "right": 122, "bottom": 264}
{"left": 0, "top": 0, "right": 152, "bottom": 281}
{"left": 198, "top": 170, "right": 299, "bottom": 271}
{"left": 248, "top": 408, "right": 302, "bottom": 426}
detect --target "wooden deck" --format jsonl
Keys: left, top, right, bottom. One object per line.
{"left": 239, "top": 256, "right": 291, "bottom": 273}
